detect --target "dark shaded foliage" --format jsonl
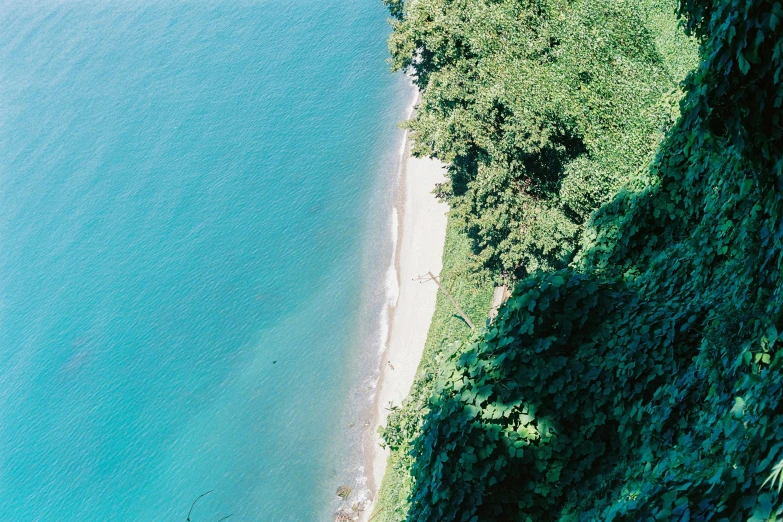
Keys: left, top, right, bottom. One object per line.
{"left": 383, "top": 0, "right": 783, "bottom": 520}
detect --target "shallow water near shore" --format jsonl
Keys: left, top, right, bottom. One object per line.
{"left": 0, "top": 1, "right": 412, "bottom": 520}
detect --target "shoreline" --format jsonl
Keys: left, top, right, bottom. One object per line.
{"left": 359, "top": 101, "right": 449, "bottom": 521}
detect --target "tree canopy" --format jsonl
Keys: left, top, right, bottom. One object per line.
{"left": 387, "top": 0, "right": 696, "bottom": 280}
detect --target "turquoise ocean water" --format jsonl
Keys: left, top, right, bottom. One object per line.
{"left": 0, "top": 2, "right": 413, "bottom": 520}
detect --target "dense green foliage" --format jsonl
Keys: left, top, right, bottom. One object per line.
{"left": 386, "top": 0, "right": 696, "bottom": 279}
{"left": 378, "top": 0, "right": 783, "bottom": 520}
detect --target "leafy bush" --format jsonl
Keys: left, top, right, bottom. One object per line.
{"left": 388, "top": 0, "right": 783, "bottom": 520}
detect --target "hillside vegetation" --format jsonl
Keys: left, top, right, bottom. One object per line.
{"left": 376, "top": 0, "right": 783, "bottom": 519}
{"left": 386, "top": 0, "right": 697, "bottom": 280}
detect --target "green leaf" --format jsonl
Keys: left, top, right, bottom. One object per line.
{"left": 739, "top": 179, "right": 753, "bottom": 197}
{"left": 737, "top": 53, "right": 750, "bottom": 75}
{"left": 730, "top": 397, "right": 746, "bottom": 419}
{"left": 464, "top": 405, "right": 480, "bottom": 419}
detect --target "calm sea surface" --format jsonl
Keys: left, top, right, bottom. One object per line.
{"left": 0, "top": 1, "right": 412, "bottom": 520}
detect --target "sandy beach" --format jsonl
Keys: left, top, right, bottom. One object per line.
{"left": 359, "top": 132, "right": 449, "bottom": 519}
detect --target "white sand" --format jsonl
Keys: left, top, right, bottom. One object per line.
{"left": 360, "top": 143, "right": 449, "bottom": 520}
